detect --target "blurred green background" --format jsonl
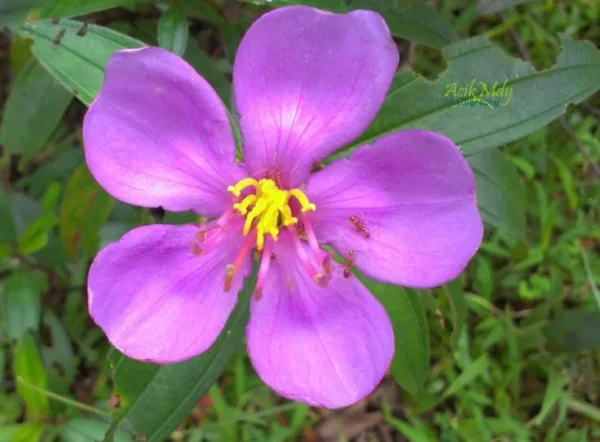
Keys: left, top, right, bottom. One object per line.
{"left": 1, "top": 0, "right": 600, "bottom": 441}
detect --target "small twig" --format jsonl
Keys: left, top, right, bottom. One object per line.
{"left": 466, "top": 294, "right": 528, "bottom": 320}
{"left": 565, "top": 395, "right": 600, "bottom": 423}
{"left": 558, "top": 117, "right": 600, "bottom": 178}
{"left": 185, "top": 402, "right": 300, "bottom": 434}
{"left": 15, "top": 252, "right": 66, "bottom": 283}
{"left": 500, "top": 13, "right": 531, "bottom": 63}
{"left": 508, "top": 26, "right": 531, "bottom": 62}
{"left": 16, "top": 376, "right": 109, "bottom": 417}
{"left": 404, "top": 41, "right": 416, "bottom": 69}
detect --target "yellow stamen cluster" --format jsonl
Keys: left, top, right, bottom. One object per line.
{"left": 227, "top": 178, "right": 316, "bottom": 250}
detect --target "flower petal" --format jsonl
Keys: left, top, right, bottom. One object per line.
{"left": 88, "top": 223, "right": 250, "bottom": 363}
{"left": 306, "top": 130, "right": 483, "bottom": 288}
{"left": 84, "top": 47, "right": 245, "bottom": 217}
{"left": 233, "top": 6, "right": 398, "bottom": 187}
{"left": 246, "top": 232, "right": 393, "bottom": 408}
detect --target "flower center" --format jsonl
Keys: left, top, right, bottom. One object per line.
{"left": 192, "top": 177, "right": 328, "bottom": 299}
{"left": 227, "top": 178, "right": 316, "bottom": 250}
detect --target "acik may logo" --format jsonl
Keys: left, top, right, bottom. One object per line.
{"left": 444, "top": 79, "right": 513, "bottom": 109}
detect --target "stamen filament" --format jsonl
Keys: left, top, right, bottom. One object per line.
{"left": 254, "top": 239, "right": 274, "bottom": 300}
{"left": 227, "top": 178, "right": 259, "bottom": 197}
{"left": 302, "top": 215, "right": 323, "bottom": 265}
{"left": 190, "top": 220, "right": 226, "bottom": 257}
{"left": 224, "top": 230, "right": 256, "bottom": 292}
{"left": 233, "top": 194, "right": 257, "bottom": 215}
{"left": 244, "top": 199, "right": 269, "bottom": 235}
{"left": 280, "top": 205, "right": 297, "bottom": 226}
{"left": 288, "top": 226, "right": 328, "bottom": 286}
{"left": 288, "top": 189, "right": 316, "bottom": 213}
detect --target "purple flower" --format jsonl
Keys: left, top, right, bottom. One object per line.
{"left": 84, "top": 6, "right": 483, "bottom": 408}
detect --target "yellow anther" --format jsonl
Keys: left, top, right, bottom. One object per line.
{"left": 256, "top": 230, "right": 266, "bottom": 251}
{"left": 254, "top": 227, "right": 277, "bottom": 251}
{"left": 244, "top": 199, "right": 268, "bottom": 235}
{"left": 288, "top": 189, "right": 316, "bottom": 213}
{"left": 233, "top": 194, "right": 257, "bottom": 215}
{"left": 280, "top": 205, "right": 297, "bottom": 226}
{"left": 259, "top": 195, "right": 284, "bottom": 231}
{"left": 227, "top": 178, "right": 259, "bottom": 197}
{"left": 228, "top": 177, "right": 316, "bottom": 250}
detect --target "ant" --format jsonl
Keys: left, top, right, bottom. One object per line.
{"left": 76, "top": 23, "right": 88, "bottom": 37}
{"left": 349, "top": 215, "right": 370, "bottom": 239}
{"left": 52, "top": 28, "right": 66, "bottom": 48}
{"left": 343, "top": 250, "right": 355, "bottom": 279}
{"left": 295, "top": 223, "right": 307, "bottom": 240}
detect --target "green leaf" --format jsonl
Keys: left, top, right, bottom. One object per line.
{"left": 0, "top": 59, "right": 72, "bottom": 161}
{"left": 443, "top": 353, "right": 489, "bottom": 397}
{"left": 545, "top": 310, "right": 600, "bottom": 353}
{"left": 238, "top": 0, "right": 346, "bottom": 9}
{"left": 17, "top": 184, "right": 60, "bottom": 256}
{"left": 240, "top": 0, "right": 457, "bottom": 48}
{"left": 184, "top": 38, "right": 232, "bottom": 107}
{"left": 0, "top": 186, "right": 17, "bottom": 243}
{"left": 551, "top": 155, "right": 578, "bottom": 211}
{"left": 531, "top": 366, "right": 564, "bottom": 426}
{"left": 41, "top": 310, "right": 76, "bottom": 383}
{"left": 477, "top": 0, "right": 539, "bottom": 15}
{"left": 361, "top": 0, "right": 458, "bottom": 48}
{"left": 158, "top": 4, "right": 189, "bottom": 57}
{"left": 21, "top": 19, "right": 143, "bottom": 105}
{"left": 103, "top": 269, "right": 257, "bottom": 442}
{"left": 34, "top": 0, "right": 142, "bottom": 20}
{"left": 469, "top": 149, "right": 526, "bottom": 240}
{"left": 0, "top": 346, "right": 5, "bottom": 388}
{"left": 179, "top": 0, "right": 224, "bottom": 26}
{"left": 581, "top": 248, "right": 600, "bottom": 311}
{"left": 14, "top": 333, "right": 50, "bottom": 420}
{"left": 342, "top": 0, "right": 457, "bottom": 48}
{"left": 362, "top": 278, "right": 429, "bottom": 397}
{"left": 10, "top": 37, "right": 34, "bottom": 74}
{"left": 442, "top": 278, "right": 467, "bottom": 351}
{"left": 8, "top": 192, "right": 42, "bottom": 237}
{"left": 1, "top": 271, "right": 45, "bottom": 341}
{"left": 219, "top": 19, "right": 246, "bottom": 65}
{"left": 17, "top": 148, "right": 83, "bottom": 198}
{"left": 340, "top": 34, "right": 600, "bottom": 157}
{"left": 0, "top": 424, "right": 44, "bottom": 442}
{"left": 0, "top": 0, "right": 42, "bottom": 26}
{"left": 561, "top": 428, "right": 590, "bottom": 442}
{"left": 17, "top": 211, "right": 57, "bottom": 255}
{"left": 1, "top": 0, "right": 144, "bottom": 26}
{"left": 63, "top": 418, "right": 132, "bottom": 442}
{"left": 59, "top": 163, "right": 114, "bottom": 259}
